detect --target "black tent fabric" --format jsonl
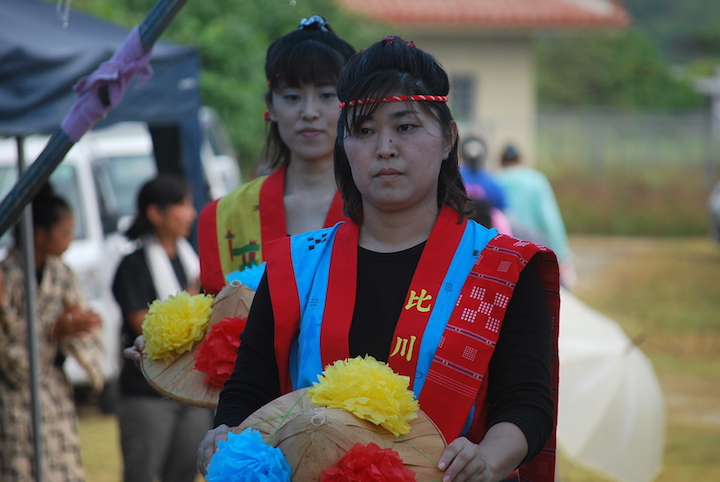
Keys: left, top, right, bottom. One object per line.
{"left": 0, "top": 0, "right": 200, "bottom": 134}
{"left": 0, "top": 0, "right": 207, "bottom": 209}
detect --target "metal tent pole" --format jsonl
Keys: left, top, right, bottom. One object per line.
{"left": 16, "top": 137, "right": 44, "bottom": 481}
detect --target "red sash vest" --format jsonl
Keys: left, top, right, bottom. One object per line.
{"left": 265, "top": 222, "right": 560, "bottom": 482}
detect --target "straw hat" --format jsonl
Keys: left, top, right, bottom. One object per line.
{"left": 140, "top": 281, "right": 254, "bottom": 408}
{"left": 238, "top": 388, "right": 447, "bottom": 482}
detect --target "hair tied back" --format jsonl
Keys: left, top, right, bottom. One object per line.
{"left": 298, "top": 15, "right": 329, "bottom": 32}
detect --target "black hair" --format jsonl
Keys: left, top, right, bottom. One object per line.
{"left": 32, "top": 182, "right": 71, "bottom": 231}
{"left": 501, "top": 143, "right": 521, "bottom": 165}
{"left": 461, "top": 137, "right": 488, "bottom": 171}
{"left": 13, "top": 183, "right": 71, "bottom": 246}
{"left": 124, "top": 174, "right": 191, "bottom": 240}
{"left": 334, "top": 36, "right": 470, "bottom": 224}
{"left": 468, "top": 198, "right": 493, "bottom": 230}
{"left": 261, "top": 15, "right": 356, "bottom": 170}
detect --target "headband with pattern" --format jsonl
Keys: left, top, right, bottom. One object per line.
{"left": 339, "top": 95, "right": 448, "bottom": 108}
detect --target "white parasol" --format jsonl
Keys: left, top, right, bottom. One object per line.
{"left": 558, "top": 288, "right": 665, "bottom": 482}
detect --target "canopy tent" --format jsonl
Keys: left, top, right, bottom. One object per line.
{"left": 0, "top": 0, "right": 207, "bottom": 213}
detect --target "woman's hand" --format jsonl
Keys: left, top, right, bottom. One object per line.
{"left": 197, "top": 424, "right": 234, "bottom": 476}
{"left": 187, "top": 277, "right": 201, "bottom": 296}
{"left": 438, "top": 423, "right": 528, "bottom": 482}
{"left": 438, "top": 437, "right": 496, "bottom": 482}
{"left": 122, "top": 335, "right": 145, "bottom": 362}
{"left": 52, "top": 304, "right": 101, "bottom": 339}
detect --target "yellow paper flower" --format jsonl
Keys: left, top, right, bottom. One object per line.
{"left": 142, "top": 291, "right": 214, "bottom": 363}
{"left": 308, "top": 355, "right": 419, "bottom": 436}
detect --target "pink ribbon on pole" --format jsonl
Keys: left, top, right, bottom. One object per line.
{"left": 61, "top": 25, "right": 154, "bottom": 142}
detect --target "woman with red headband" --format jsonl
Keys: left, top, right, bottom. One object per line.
{"left": 200, "top": 37, "right": 559, "bottom": 482}
{"left": 197, "top": 15, "right": 355, "bottom": 295}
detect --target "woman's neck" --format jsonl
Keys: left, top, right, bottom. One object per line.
{"left": 282, "top": 157, "right": 337, "bottom": 236}
{"left": 359, "top": 200, "right": 439, "bottom": 253}
{"left": 284, "top": 156, "right": 336, "bottom": 195}
{"left": 34, "top": 250, "right": 46, "bottom": 270}
{"left": 154, "top": 231, "right": 177, "bottom": 257}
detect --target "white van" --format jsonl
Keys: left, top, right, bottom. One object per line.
{"left": 0, "top": 108, "right": 240, "bottom": 406}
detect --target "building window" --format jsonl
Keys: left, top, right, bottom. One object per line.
{"left": 451, "top": 75, "right": 476, "bottom": 122}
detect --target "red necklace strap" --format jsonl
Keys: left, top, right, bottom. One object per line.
{"left": 340, "top": 95, "right": 448, "bottom": 108}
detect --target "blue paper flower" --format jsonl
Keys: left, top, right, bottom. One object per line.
{"left": 225, "top": 262, "right": 266, "bottom": 291}
{"left": 206, "top": 428, "right": 291, "bottom": 482}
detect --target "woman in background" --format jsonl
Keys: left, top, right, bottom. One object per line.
{"left": 197, "top": 15, "right": 356, "bottom": 294}
{"left": 112, "top": 174, "right": 212, "bottom": 482}
{"left": 0, "top": 184, "right": 102, "bottom": 481}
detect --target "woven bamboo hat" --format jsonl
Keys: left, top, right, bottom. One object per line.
{"left": 237, "top": 388, "right": 446, "bottom": 482}
{"left": 140, "top": 281, "right": 255, "bottom": 409}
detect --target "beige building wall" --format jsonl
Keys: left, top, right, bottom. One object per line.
{"left": 402, "top": 34, "right": 536, "bottom": 169}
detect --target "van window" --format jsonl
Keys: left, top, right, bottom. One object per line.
{"left": 98, "top": 154, "right": 157, "bottom": 218}
{"left": 50, "top": 164, "right": 87, "bottom": 240}
{"left": 0, "top": 166, "right": 16, "bottom": 250}
{"left": 0, "top": 164, "right": 86, "bottom": 246}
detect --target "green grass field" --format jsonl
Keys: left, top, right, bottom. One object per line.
{"left": 77, "top": 235, "right": 720, "bottom": 481}
{"left": 548, "top": 166, "right": 713, "bottom": 237}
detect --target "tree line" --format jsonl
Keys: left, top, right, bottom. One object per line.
{"left": 68, "top": 0, "right": 714, "bottom": 173}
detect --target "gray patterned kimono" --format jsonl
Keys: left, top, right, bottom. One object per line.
{"left": 1, "top": 249, "right": 104, "bottom": 481}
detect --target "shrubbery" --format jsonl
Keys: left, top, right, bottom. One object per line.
{"left": 547, "top": 166, "right": 711, "bottom": 236}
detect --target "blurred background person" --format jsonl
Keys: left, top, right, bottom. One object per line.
{"left": 0, "top": 183, "right": 102, "bottom": 481}
{"left": 460, "top": 136, "right": 508, "bottom": 211}
{"left": 460, "top": 137, "right": 512, "bottom": 235}
{"left": 111, "top": 174, "right": 212, "bottom": 482}
{"left": 497, "top": 143, "right": 576, "bottom": 287}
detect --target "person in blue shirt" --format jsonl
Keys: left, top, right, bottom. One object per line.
{"left": 459, "top": 136, "right": 507, "bottom": 211}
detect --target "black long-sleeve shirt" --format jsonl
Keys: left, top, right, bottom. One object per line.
{"left": 214, "top": 242, "right": 554, "bottom": 464}
{"left": 113, "top": 247, "right": 189, "bottom": 398}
